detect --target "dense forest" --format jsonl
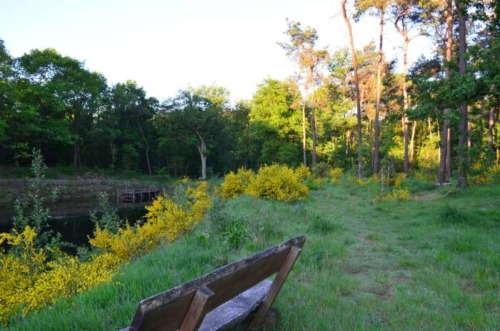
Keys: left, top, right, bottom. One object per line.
{"left": 0, "top": 0, "right": 499, "bottom": 187}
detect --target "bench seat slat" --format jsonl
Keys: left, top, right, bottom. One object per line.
{"left": 199, "top": 279, "right": 272, "bottom": 331}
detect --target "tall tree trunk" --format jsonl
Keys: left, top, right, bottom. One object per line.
{"left": 341, "top": 0, "right": 363, "bottom": 178}
{"left": 439, "top": 0, "right": 453, "bottom": 185}
{"left": 302, "top": 86, "right": 308, "bottom": 166}
{"left": 110, "top": 141, "right": 116, "bottom": 168}
{"left": 137, "top": 122, "right": 152, "bottom": 175}
{"left": 73, "top": 141, "right": 81, "bottom": 168}
{"left": 373, "top": 8, "right": 385, "bottom": 175}
{"left": 410, "top": 121, "right": 417, "bottom": 162}
{"left": 395, "top": 8, "right": 411, "bottom": 176}
{"left": 457, "top": 0, "right": 468, "bottom": 188}
{"left": 447, "top": 126, "right": 452, "bottom": 178}
{"left": 310, "top": 66, "right": 317, "bottom": 169}
{"left": 194, "top": 129, "right": 207, "bottom": 180}
{"left": 488, "top": 108, "right": 496, "bottom": 163}
{"left": 428, "top": 117, "right": 433, "bottom": 139}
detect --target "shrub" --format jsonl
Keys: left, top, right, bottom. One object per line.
{"left": 295, "top": 165, "right": 322, "bottom": 190}
{"left": 469, "top": 163, "right": 500, "bottom": 186}
{"left": 0, "top": 181, "right": 212, "bottom": 325}
{"left": 295, "top": 164, "right": 312, "bottom": 180}
{"left": 219, "top": 168, "right": 255, "bottom": 199}
{"left": 91, "top": 181, "right": 212, "bottom": 261}
{"left": 90, "top": 192, "right": 122, "bottom": 233}
{"left": 245, "top": 164, "right": 309, "bottom": 202}
{"left": 220, "top": 219, "right": 248, "bottom": 250}
{"left": 309, "top": 214, "right": 340, "bottom": 235}
{"left": 374, "top": 188, "right": 410, "bottom": 203}
{"left": 0, "top": 227, "right": 119, "bottom": 324}
{"left": 393, "top": 173, "right": 406, "bottom": 189}
{"left": 439, "top": 205, "right": 468, "bottom": 223}
{"left": 417, "top": 135, "right": 440, "bottom": 171}
{"left": 313, "top": 162, "right": 331, "bottom": 178}
{"left": 330, "top": 168, "right": 344, "bottom": 184}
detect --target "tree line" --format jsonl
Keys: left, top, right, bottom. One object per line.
{"left": 0, "top": 0, "right": 498, "bottom": 186}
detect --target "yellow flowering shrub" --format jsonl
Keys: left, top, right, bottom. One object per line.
{"left": 0, "top": 227, "right": 46, "bottom": 323}
{"left": 295, "top": 164, "right": 312, "bottom": 180}
{"left": 393, "top": 173, "right": 406, "bottom": 188}
{"left": 330, "top": 168, "right": 344, "bottom": 183}
{"left": 219, "top": 168, "right": 255, "bottom": 199}
{"left": 374, "top": 188, "right": 410, "bottom": 203}
{"left": 245, "top": 164, "right": 309, "bottom": 202}
{"left": 91, "top": 181, "right": 212, "bottom": 261}
{"left": 186, "top": 181, "right": 212, "bottom": 221}
{"left": 0, "top": 227, "right": 120, "bottom": 324}
{"left": 295, "top": 164, "right": 323, "bottom": 189}
{"left": 353, "top": 174, "right": 381, "bottom": 186}
{"left": 0, "top": 181, "right": 212, "bottom": 325}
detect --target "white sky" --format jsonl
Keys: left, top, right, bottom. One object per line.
{"left": 1, "top": 0, "right": 432, "bottom": 102}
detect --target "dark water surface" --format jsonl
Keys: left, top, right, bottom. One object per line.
{"left": 0, "top": 204, "right": 148, "bottom": 247}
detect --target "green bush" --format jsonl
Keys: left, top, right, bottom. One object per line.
{"left": 440, "top": 205, "right": 469, "bottom": 223}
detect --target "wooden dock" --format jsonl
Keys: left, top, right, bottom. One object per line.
{"left": 118, "top": 186, "right": 161, "bottom": 204}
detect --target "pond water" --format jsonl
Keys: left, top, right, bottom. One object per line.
{"left": 0, "top": 205, "right": 148, "bottom": 248}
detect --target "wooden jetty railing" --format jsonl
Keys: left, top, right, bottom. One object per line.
{"left": 118, "top": 186, "right": 161, "bottom": 204}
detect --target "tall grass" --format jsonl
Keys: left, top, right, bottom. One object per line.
{"left": 5, "top": 181, "right": 500, "bottom": 330}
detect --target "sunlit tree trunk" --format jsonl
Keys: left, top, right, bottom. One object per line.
{"left": 457, "top": 0, "right": 468, "bottom": 188}
{"left": 395, "top": 5, "right": 411, "bottom": 176}
{"left": 447, "top": 126, "right": 452, "bottom": 178}
{"left": 310, "top": 66, "right": 317, "bottom": 169}
{"left": 488, "top": 107, "right": 496, "bottom": 164}
{"left": 410, "top": 121, "right": 417, "bottom": 162}
{"left": 439, "top": 0, "right": 453, "bottom": 185}
{"left": 373, "top": 8, "right": 385, "bottom": 175}
{"left": 341, "top": 0, "right": 363, "bottom": 178}
{"left": 302, "top": 85, "right": 308, "bottom": 166}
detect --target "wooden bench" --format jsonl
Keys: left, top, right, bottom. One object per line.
{"left": 120, "top": 236, "right": 306, "bottom": 331}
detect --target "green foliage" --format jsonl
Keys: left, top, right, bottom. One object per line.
{"left": 206, "top": 197, "right": 248, "bottom": 250}
{"left": 220, "top": 218, "right": 248, "bottom": 250}
{"left": 439, "top": 205, "right": 469, "bottom": 223}
{"left": 248, "top": 79, "right": 302, "bottom": 166}
{"left": 89, "top": 192, "right": 122, "bottom": 233}
{"left": 469, "top": 163, "right": 500, "bottom": 186}
{"left": 417, "top": 135, "right": 440, "bottom": 171}
{"left": 308, "top": 214, "right": 342, "bottom": 235}
{"left": 12, "top": 149, "right": 60, "bottom": 248}
{"left": 403, "top": 177, "right": 436, "bottom": 193}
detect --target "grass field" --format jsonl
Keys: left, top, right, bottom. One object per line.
{"left": 4, "top": 179, "right": 499, "bottom": 330}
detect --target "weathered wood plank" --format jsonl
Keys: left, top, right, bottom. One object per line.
{"left": 124, "top": 236, "right": 306, "bottom": 331}
{"left": 199, "top": 279, "right": 272, "bottom": 331}
{"left": 180, "top": 286, "right": 214, "bottom": 331}
{"left": 249, "top": 245, "right": 302, "bottom": 327}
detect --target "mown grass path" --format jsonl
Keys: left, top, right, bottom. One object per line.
{"left": 264, "top": 183, "right": 500, "bottom": 330}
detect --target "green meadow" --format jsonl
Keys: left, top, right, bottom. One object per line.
{"left": 5, "top": 180, "right": 500, "bottom": 331}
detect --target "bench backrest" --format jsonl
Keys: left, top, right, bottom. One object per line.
{"left": 126, "top": 236, "right": 306, "bottom": 331}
